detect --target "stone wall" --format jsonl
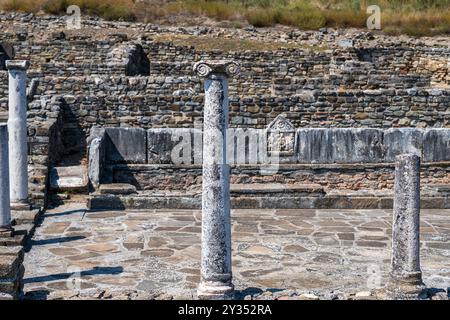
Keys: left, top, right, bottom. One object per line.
{"left": 11, "top": 75, "right": 448, "bottom": 162}
{"left": 32, "top": 76, "right": 450, "bottom": 127}
{"left": 89, "top": 126, "right": 450, "bottom": 192}
{"left": 110, "top": 163, "right": 449, "bottom": 192}
{"left": 3, "top": 39, "right": 448, "bottom": 93}
{"left": 0, "top": 13, "right": 448, "bottom": 196}
{"left": 0, "top": 37, "right": 448, "bottom": 162}
{"left": 27, "top": 104, "right": 64, "bottom": 208}
{"left": 0, "top": 42, "right": 14, "bottom": 71}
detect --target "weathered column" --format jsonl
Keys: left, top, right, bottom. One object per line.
{"left": 194, "top": 60, "right": 240, "bottom": 300}
{"left": 389, "top": 153, "right": 424, "bottom": 293}
{"left": 0, "top": 124, "right": 12, "bottom": 233}
{"left": 6, "top": 60, "right": 30, "bottom": 210}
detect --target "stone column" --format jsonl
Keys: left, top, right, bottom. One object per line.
{"left": 0, "top": 124, "right": 12, "bottom": 233}
{"left": 389, "top": 153, "right": 424, "bottom": 293}
{"left": 194, "top": 60, "right": 240, "bottom": 300}
{"left": 6, "top": 60, "right": 30, "bottom": 210}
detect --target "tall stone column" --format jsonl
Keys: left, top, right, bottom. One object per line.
{"left": 389, "top": 153, "right": 424, "bottom": 293}
{"left": 194, "top": 60, "right": 240, "bottom": 300}
{"left": 0, "top": 124, "right": 12, "bottom": 233}
{"left": 6, "top": 60, "right": 30, "bottom": 210}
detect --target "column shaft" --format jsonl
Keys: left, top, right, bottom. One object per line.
{"left": 194, "top": 60, "right": 239, "bottom": 300}
{"left": 6, "top": 60, "right": 29, "bottom": 209}
{"left": 390, "top": 153, "right": 424, "bottom": 291}
{"left": 199, "top": 74, "right": 233, "bottom": 299}
{"left": 0, "top": 124, "right": 11, "bottom": 230}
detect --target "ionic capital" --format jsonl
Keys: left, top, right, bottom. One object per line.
{"left": 194, "top": 60, "right": 240, "bottom": 78}
{"left": 5, "top": 60, "right": 30, "bottom": 71}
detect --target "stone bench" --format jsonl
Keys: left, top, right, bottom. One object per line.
{"left": 87, "top": 125, "right": 449, "bottom": 209}
{"left": 88, "top": 184, "right": 450, "bottom": 210}
{"left": 88, "top": 126, "right": 450, "bottom": 184}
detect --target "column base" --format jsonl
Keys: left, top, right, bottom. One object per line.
{"left": 387, "top": 271, "right": 425, "bottom": 294}
{"left": 10, "top": 201, "right": 31, "bottom": 211}
{"left": 197, "top": 281, "right": 235, "bottom": 300}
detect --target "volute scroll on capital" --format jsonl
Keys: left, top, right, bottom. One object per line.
{"left": 193, "top": 60, "right": 240, "bottom": 78}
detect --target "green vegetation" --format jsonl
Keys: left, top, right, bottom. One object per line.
{"left": 1, "top": 0, "right": 137, "bottom": 21}
{"left": 0, "top": 0, "right": 449, "bottom": 36}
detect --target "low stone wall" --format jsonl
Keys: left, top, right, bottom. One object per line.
{"left": 88, "top": 126, "right": 450, "bottom": 192}
{"left": 27, "top": 104, "right": 64, "bottom": 208}
{"left": 110, "top": 163, "right": 449, "bottom": 192}
{"left": 90, "top": 126, "right": 450, "bottom": 164}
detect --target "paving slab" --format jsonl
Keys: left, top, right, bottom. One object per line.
{"left": 22, "top": 203, "right": 450, "bottom": 300}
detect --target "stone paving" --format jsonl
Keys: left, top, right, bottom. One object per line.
{"left": 22, "top": 203, "right": 450, "bottom": 300}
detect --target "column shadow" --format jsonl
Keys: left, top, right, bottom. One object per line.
{"left": 23, "top": 266, "right": 124, "bottom": 284}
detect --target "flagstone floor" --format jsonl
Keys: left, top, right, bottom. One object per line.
{"left": 22, "top": 203, "right": 450, "bottom": 300}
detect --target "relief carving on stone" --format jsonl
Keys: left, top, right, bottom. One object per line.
{"left": 266, "top": 115, "right": 296, "bottom": 156}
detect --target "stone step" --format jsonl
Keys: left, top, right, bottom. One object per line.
{"left": 47, "top": 193, "right": 89, "bottom": 208}
{"left": 88, "top": 183, "right": 450, "bottom": 211}
{"left": 99, "top": 183, "right": 137, "bottom": 195}
{"left": 230, "top": 183, "right": 325, "bottom": 196}
{"left": 423, "top": 184, "right": 450, "bottom": 196}
{"left": 96, "top": 183, "right": 324, "bottom": 196}
{"left": 0, "top": 232, "right": 27, "bottom": 247}
{"left": 11, "top": 209, "right": 41, "bottom": 225}
{"left": 49, "top": 165, "right": 89, "bottom": 192}
{"left": 88, "top": 193, "right": 450, "bottom": 211}
{"left": 89, "top": 181, "right": 450, "bottom": 211}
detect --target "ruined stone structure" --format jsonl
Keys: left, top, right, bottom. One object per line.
{"left": 0, "top": 12, "right": 448, "bottom": 300}
{"left": 0, "top": 13, "right": 447, "bottom": 212}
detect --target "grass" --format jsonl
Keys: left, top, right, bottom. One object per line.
{"left": 165, "top": 0, "right": 241, "bottom": 21}
{"left": 244, "top": 7, "right": 278, "bottom": 27}
{"left": 0, "top": 0, "right": 449, "bottom": 36}
{"left": 382, "top": 9, "right": 450, "bottom": 36}
{"left": 0, "top": 0, "right": 43, "bottom": 12}
{"left": 0, "top": 0, "right": 138, "bottom": 20}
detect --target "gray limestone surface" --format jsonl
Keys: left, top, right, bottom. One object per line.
{"left": 384, "top": 128, "right": 423, "bottom": 162}
{"left": 22, "top": 203, "right": 450, "bottom": 300}
{"left": 105, "top": 128, "right": 147, "bottom": 164}
{"left": 423, "top": 129, "right": 450, "bottom": 162}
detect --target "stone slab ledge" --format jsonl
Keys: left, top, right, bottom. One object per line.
{"left": 111, "top": 161, "right": 450, "bottom": 170}
{"left": 88, "top": 193, "right": 450, "bottom": 210}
